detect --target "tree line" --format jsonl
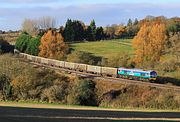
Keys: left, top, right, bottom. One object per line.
{"left": 22, "top": 17, "right": 140, "bottom": 42}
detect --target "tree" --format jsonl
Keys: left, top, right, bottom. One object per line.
{"left": 22, "top": 19, "right": 38, "bottom": 36}
{"left": 26, "top": 36, "right": 41, "bottom": 56}
{"left": 132, "top": 22, "right": 167, "bottom": 67}
{"left": 89, "top": 20, "right": 96, "bottom": 41}
{"left": 134, "top": 18, "right": 139, "bottom": 25}
{"left": 37, "top": 16, "right": 57, "bottom": 30}
{"left": 15, "top": 32, "right": 31, "bottom": 52}
{"left": 127, "top": 18, "right": 133, "bottom": 26}
{"left": 63, "top": 19, "right": 85, "bottom": 42}
{"left": 39, "top": 29, "right": 69, "bottom": 59}
{"left": 63, "top": 19, "right": 73, "bottom": 42}
{"left": 96, "top": 27, "right": 105, "bottom": 40}
{"left": 22, "top": 17, "right": 57, "bottom": 36}
{"left": 84, "top": 26, "right": 94, "bottom": 41}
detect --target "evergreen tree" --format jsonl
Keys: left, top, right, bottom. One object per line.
{"left": 134, "top": 18, "right": 139, "bottom": 25}
{"left": 15, "top": 32, "right": 31, "bottom": 52}
{"left": 63, "top": 19, "right": 74, "bottom": 42}
{"left": 73, "top": 20, "right": 84, "bottom": 41}
{"left": 96, "top": 27, "right": 105, "bottom": 40}
{"left": 63, "top": 19, "right": 85, "bottom": 42}
{"left": 89, "top": 20, "right": 96, "bottom": 41}
{"left": 26, "top": 36, "right": 41, "bottom": 56}
{"left": 85, "top": 26, "right": 93, "bottom": 41}
{"left": 127, "top": 18, "right": 133, "bottom": 26}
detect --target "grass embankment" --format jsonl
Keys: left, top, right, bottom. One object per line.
{"left": 0, "top": 54, "right": 180, "bottom": 110}
{"left": 70, "top": 39, "right": 133, "bottom": 59}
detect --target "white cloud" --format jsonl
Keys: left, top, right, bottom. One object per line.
{"left": 0, "top": 3, "right": 179, "bottom": 30}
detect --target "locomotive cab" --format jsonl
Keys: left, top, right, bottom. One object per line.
{"left": 149, "top": 71, "right": 157, "bottom": 80}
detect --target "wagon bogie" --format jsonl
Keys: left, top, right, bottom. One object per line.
{"left": 27, "top": 54, "right": 33, "bottom": 61}
{"left": 22, "top": 53, "right": 28, "bottom": 59}
{"left": 31, "top": 56, "right": 36, "bottom": 62}
{"left": 48, "top": 59, "right": 56, "bottom": 66}
{"left": 64, "top": 62, "right": 76, "bottom": 70}
{"left": 75, "top": 63, "right": 87, "bottom": 72}
{"left": 41, "top": 57, "right": 48, "bottom": 65}
{"left": 35, "top": 57, "right": 42, "bottom": 63}
{"left": 54, "top": 60, "right": 65, "bottom": 68}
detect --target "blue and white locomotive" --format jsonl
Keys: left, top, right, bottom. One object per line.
{"left": 117, "top": 68, "right": 157, "bottom": 81}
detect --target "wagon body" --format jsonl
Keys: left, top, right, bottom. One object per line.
{"left": 54, "top": 60, "right": 65, "bottom": 68}
{"left": 101, "top": 67, "right": 117, "bottom": 76}
{"left": 64, "top": 62, "right": 76, "bottom": 70}
{"left": 41, "top": 57, "right": 49, "bottom": 65}
{"left": 47, "top": 59, "right": 56, "bottom": 66}
{"left": 87, "top": 65, "right": 101, "bottom": 74}
{"left": 75, "top": 63, "right": 87, "bottom": 71}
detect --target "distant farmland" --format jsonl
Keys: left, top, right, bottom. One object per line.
{"left": 70, "top": 39, "right": 134, "bottom": 59}
{"left": 0, "top": 32, "right": 20, "bottom": 45}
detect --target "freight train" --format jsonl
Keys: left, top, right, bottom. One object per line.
{"left": 14, "top": 49, "right": 157, "bottom": 81}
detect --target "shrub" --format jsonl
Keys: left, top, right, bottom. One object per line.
{"left": 67, "top": 79, "right": 97, "bottom": 106}
{"left": 0, "top": 74, "right": 11, "bottom": 100}
{"left": 0, "top": 54, "right": 27, "bottom": 79}
{"left": 0, "top": 39, "right": 14, "bottom": 54}
{"left": 41, "top": 78, "right": 69, "bottom": 103}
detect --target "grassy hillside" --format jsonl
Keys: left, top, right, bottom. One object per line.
{"left": 70, "top": 39, "right": 133, "bottom": 59}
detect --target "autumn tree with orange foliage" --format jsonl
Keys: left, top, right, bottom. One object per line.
{"left": 132, "top": 21, "right": 167, "bottom": 67}
{"left": 39, "top": 29, "right": 69, "bottom": 59}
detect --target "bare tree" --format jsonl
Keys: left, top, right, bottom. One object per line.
{"left": 22, "top": 16, "right": 57, "bottom": 36}
{"left": 38, "top": 16, "right": 57, "bottom": 30}
{"left": 22, "top": 18, "right": 38, "bottom": 36}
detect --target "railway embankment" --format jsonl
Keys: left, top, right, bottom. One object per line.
{"left": 0, "top": 54, "right": 180, "bottom": 110}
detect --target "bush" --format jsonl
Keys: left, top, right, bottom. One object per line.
{"left": 0, "top": 74, "right": 11, "bottom": 100}
{"left": 0, "top": 54, "right": 27, "bottom": 79}
{"left": 41, "top": 78, "right": 69, "bottom": 103}
{"left": 0, "top": 39, "right": 14, "bottom": 54}
{"left": 67, "top": 79, "right": 97, "bottom": 106}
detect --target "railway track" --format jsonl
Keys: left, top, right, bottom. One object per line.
{"left": 19, "top": 58, "right": 180, "bottom": 92}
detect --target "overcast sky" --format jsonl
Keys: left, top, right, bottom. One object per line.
{"left": 0, "top": 0, "right": 180, "bottom": 31}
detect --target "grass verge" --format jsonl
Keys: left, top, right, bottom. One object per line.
{"left": 0, "top": 101, "right": 179, "bottom": 112}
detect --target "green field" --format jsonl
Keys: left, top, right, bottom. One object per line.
{"left": 70, "top": 39, "right": 134, "bottom": 58}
